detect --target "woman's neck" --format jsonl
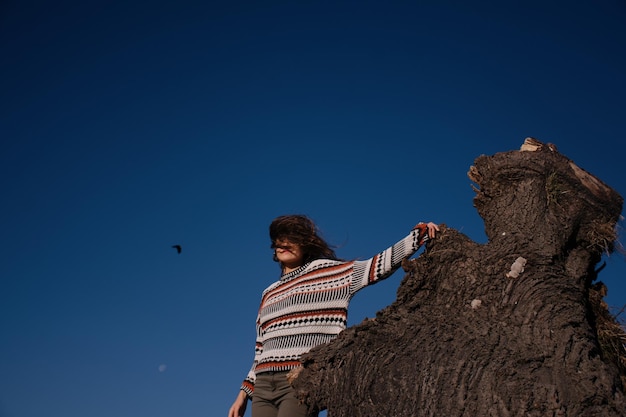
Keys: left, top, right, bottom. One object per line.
{"left": 281, "top": 259, "right": 309, "bottom": 275}
{"left": 282, "top": 264, "right": 301, "bottom": 274}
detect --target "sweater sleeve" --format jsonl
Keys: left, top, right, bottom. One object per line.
{"left": 350, "top": 226, "right": 427, "bottom": 295}
{"left": 240, "top": 316, "right": 263, "bottom": 397}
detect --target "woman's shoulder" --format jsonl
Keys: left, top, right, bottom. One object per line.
{"left": 307, "top": 258, "right": 350, "bottom": 270}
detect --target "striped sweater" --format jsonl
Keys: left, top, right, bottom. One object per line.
{"left": 241, "top": 227, "right": 427, "bottom": 397}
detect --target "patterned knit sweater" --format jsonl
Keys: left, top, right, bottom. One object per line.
{"left": 240, "top": 227, "right": 428, "bottom": 397}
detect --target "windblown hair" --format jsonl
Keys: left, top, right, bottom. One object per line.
{"left": 269, "top": 214, "right": 341, "bottom": 264}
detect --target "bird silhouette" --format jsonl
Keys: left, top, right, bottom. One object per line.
{"left": 172, "top": 245, "right": 182, "bottom": 254}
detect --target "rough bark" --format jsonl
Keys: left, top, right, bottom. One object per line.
{"left": 292, "top": 139, "right": 626, "bottom": 417}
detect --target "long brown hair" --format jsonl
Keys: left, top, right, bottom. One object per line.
{"left": 269, "top": 214, "right": 340, "bottom": 265}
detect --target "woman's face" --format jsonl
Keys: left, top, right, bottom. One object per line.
{"left": 273, "top": 239, "right": 305, "bottom": 271}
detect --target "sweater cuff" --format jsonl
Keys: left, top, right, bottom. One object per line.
{"left": 412, "top": 223, "right": 429, "bottom": 247}
{"left": 241, "top": 381, "right": 254, "bottom": 398}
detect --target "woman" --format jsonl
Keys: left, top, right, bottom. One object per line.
{"left": 228, "top": 215, "right": 439, "bottom": 417}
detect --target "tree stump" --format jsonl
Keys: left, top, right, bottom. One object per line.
{"left": 291, "top": 138, "right": 626, "bottom": 417}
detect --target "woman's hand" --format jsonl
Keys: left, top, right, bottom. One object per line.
{"left": 425, "top": 222, "right": 439, "bottom": 239}
{"left": 228, "top": 391, "right": 248, "bottom": 417}
{"left": 413, "top": 222, "right": 440, "bottom": 245}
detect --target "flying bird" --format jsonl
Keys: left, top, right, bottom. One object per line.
{"left": 172, "top": 245, "right": 182, "bottom": 254}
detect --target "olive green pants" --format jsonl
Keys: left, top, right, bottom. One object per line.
{"left": 252, "top": 371, "right": 316, "bottom": 417}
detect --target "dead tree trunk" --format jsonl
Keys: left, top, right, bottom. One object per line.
{"left": 292, "top": 139, "right": 626, "bottom": 417}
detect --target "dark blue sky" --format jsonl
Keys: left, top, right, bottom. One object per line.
{"left": 1, "top": 1, "right": 625, "bottom": 416}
